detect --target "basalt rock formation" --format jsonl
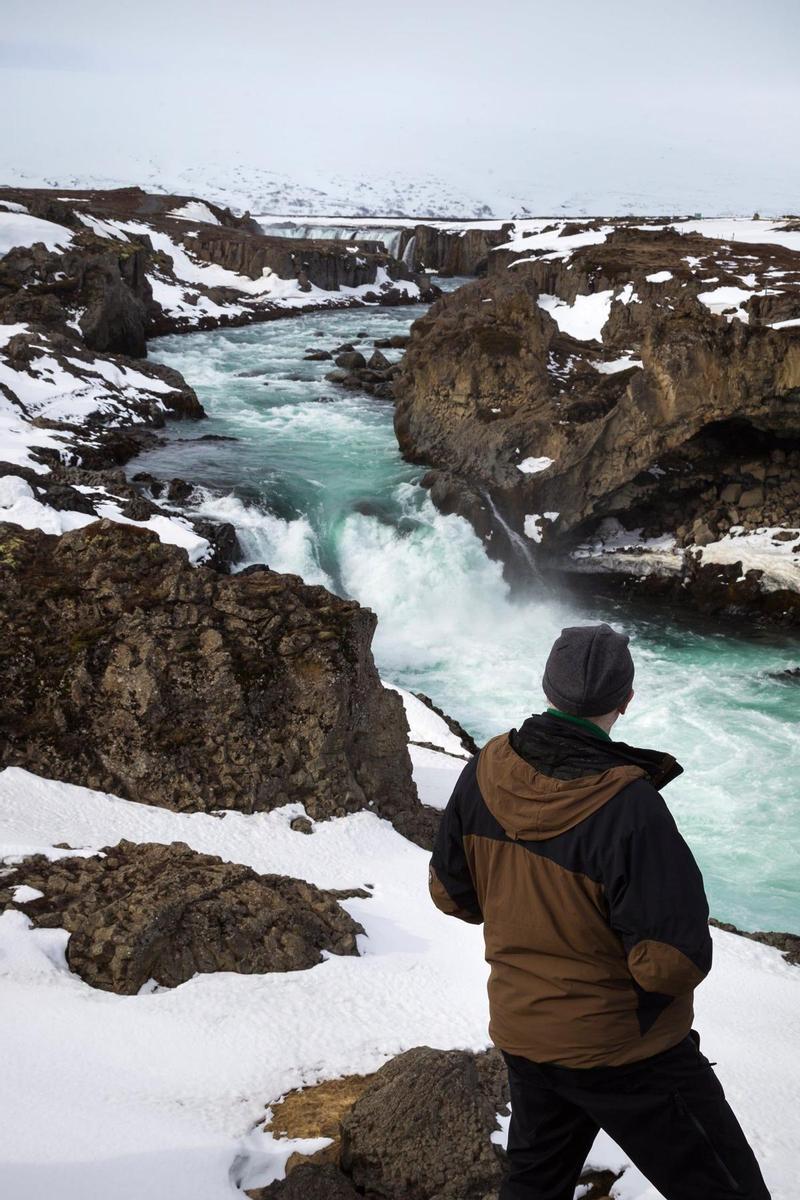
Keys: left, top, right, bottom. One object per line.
{"left": 0, "top": 519, "right": 435, "bottom": 844}
{"left": 251, "top": 1047, "right": 510, "bottom": 1200}
{"left": 399, "top": 222, "right": 515, "bottom": 277}
{"left": 395, "top": 223, "right": 800, "bottom": 619}
{"left": 0, "top": 840, "right": 363, "bottom": 994}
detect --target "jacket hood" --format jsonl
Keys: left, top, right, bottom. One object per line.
{"left": 476, "top": 714, "right": 683, "bottom": 842}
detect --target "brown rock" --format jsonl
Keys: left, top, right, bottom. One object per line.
{"left": 739, "top": 486, "right": 765, "bottom": 509}
{"left": 339, "top": 1046, "right": 508, "bottom": 1200}
{"left": 367, "top": 348, "right": 392, "bottom": 371}
{"left": 335, "top": 351, "right": 367, "bottom": 370}
{"left": 0, "top": 840, "right": 363, "bottom": 994}
{"left": 0, "top": 520, "right": 428, "bottom": 841}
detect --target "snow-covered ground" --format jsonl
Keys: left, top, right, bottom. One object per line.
{"left": 0, "top": 685, "right": 797, "bottom": 1200}
{"left": 569, "top": 518, "right": 800, "bottom": 593}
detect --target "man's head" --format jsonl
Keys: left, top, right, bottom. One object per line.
{"left": 542, "top": 623, "right": 635, "bottom": 729}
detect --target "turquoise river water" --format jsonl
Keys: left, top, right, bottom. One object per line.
{"left": 134, "top": 293, "right": 800, "bottom": 932}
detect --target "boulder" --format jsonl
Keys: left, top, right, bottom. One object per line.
{"left": 1, "top": 840, "right": 362, "bottom": 994}
{"left": 367, "top": 349, "right": 392, "bottom": 371}
{"left": 335, "top": 351, "right": 367, "bottom": 370}
{"left": 0, "top": 520, "right": 429, "bottom": 841}
{"left": 339, "top": 1046, "right": 508, "bottom": 1200}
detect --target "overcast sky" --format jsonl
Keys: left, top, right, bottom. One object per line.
{"left": 3, "top": 0, "right": 799, "bottom": 213}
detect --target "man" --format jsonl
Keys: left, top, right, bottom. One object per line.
{"left": 429, "top": 623, "right": 771, "bottom": 1200}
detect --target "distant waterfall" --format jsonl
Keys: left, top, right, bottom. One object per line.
{"left": 257, "top": 219, "right": 411, "bottom": 259}
{"left": 401, "top": 234, "right": 417, "bottom": 268}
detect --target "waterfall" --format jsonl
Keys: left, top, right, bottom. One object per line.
{"left": 402, "top": 234, "right": 417, "bottom": 268}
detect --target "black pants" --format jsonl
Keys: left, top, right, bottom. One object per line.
{"left": 500, "top": 1031, "right": 771, "bottom": 1200}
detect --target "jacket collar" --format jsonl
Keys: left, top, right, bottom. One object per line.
{"left": 510, "top": 712, "right": 683, "bottom": 791}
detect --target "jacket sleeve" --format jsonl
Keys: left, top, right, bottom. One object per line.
{"left": 605, "top": 784, "right": 712, "bottom": 995}
{"left": 428, "top": 759, "right": 483, "bottom": 925}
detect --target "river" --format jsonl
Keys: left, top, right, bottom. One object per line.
{"left": 130, "top": 290, "right": 800, "bottom": 932}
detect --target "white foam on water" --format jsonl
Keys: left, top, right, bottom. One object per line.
{"left": 190, "top": 489, "right": 333, "bottom": 588}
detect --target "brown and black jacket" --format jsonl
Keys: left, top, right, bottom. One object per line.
{"left": 429, "top": 711, "right": 712, "bottom": 1069}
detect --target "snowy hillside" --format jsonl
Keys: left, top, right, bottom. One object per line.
{"left": 4, "top": 158, "right": 798, "bottom": 220}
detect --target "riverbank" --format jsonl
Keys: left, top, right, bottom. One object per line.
{"left": 394, "top": 217, "right": 800, "bottom": 622}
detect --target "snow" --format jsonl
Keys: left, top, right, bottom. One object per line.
{"left": 119, "top": 222, "right": 304, "bottom": 297}
{"left": 11, "top": 885, "right": 44, "bottom": 903}
{"left": 695, "top": 526, "right": 800, "bottom": 593}
{"left": 517, "top": 456, "right": 554, "bottom": 475}
{"left": 0, "top": 332, "right": 76, "bottom": 473}
{"left": 498, "top": 221, "right": 614, "bottom": 263}
{"left": 0, "top": 200, "right": 28, "bottom": 214}
{"left": 771, "top": 316, "right": 800, "bottom": 330}
{"left": 569, "top": 520, "right": 800, "bottom": 596}
{"left": 0, "top": 475, "right": 95, "bottom": 537}
{"left": 385, "top": 683, "right": 471, "bottom": 809}
{"left": 617, "top": 283, "right": 641, "bottom": 305}
{"left": 570, "top": 519, "right": 681, "bottom": 576}
{"left": 524, "top": 512, "right": 560, "bottom": 543}
{"left": 645, "top": 270, "right": 673, "bottom": 283}
{"left": 386, "top": 683, "right": 471, "bottom": 758}
{"left": 697, "top": 284, "right": 754, "bottom": 317}
{"left": 94, "top": 500, "right": 212, "bottom": 564}
{"left": 0, "top": 764, "right": 797, "bottom": 1198}
{"left": 667, "top": 218, "right": 800, "bottom": 256}
{"left": 74, "top": 212, "right": 129, "bottom": 241}
{"left": 0, "top": 328, "right": 189, "bottom": 479}
{"left": 537, "top": 291, "right": 614, "bottom": 342}
{"left": 593, "top": 355, "right": 643, "bottom": 374}
{"left": 0, "top": 474, "right": 211, "bottom": 562}
{"left": 168, "top": 201, "right": 221, "bottom": 225}
{"left": 0, "top": 211, "right": 74, "bottom": 257}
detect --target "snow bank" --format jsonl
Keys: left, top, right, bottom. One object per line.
{"left": 0, "top": 764, "right": 797, "bottom": 1198}
{"left": 0, "top": 211, "right": 73, "bottom": 257}
{"left": 570, "top": 519, "right": 800, "bottom": 595}
{"left": 385, "top": 683, "right": 471, "bottom": 810}
{"left": 695, "top": 526, "right": 800, "bottom": 592}
{"left": 0, "top": 474, "right": 212, "bottom": 563}
{"left": 168, "top": 201, "right": 221, "bottom": 225}
{"left": 499, "top": 221, "right": 614, "bottom": 263}
{"left": 537, "top": 291, "right": 614, "bottom": 342}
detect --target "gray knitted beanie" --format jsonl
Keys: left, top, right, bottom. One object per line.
{"left": 542, "top": 623, "right": 635, "bottom": 717}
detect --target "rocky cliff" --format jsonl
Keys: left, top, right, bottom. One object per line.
{"left": 0, "top": 186, "right": 436, "bottom": 345}
{"left": 0, "top": 520, "right": 435, "bottom": 845}
{"left": 399, "top": 223, "right": 514, "bottom": 277}
{"left": 395, "top": 222, "right": 800, "bottom": 619}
